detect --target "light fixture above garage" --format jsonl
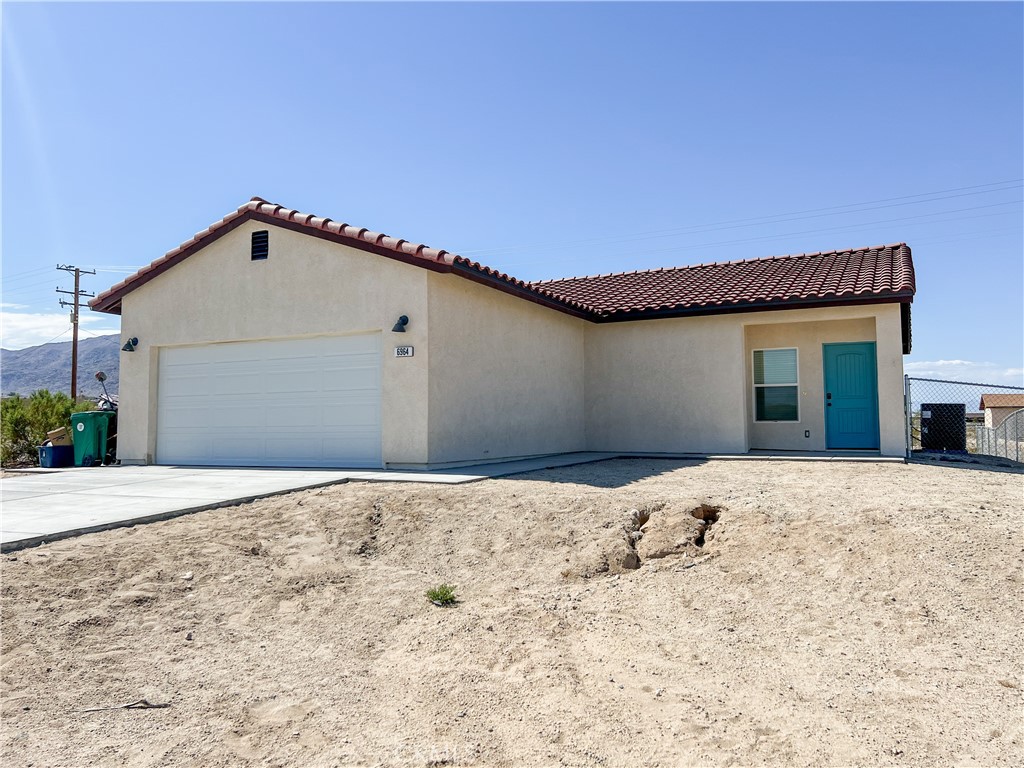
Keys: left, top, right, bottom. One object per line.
{"left": 391, "top": 315, "right": 409, "bottom": 333}
{"left": 122, "top": 337, "right": 139, "bottom": 352}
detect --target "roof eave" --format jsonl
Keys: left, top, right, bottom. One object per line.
{"left": 592, "top": 291, "right": 916, "bottom": 323}
{"left": 89, "top": 208, "right": 459, "bottom": 315}
{"left": 450, "top": 261, "right": 595, "bottom": 320}
{"left": 91, "top": 298, "right": 122, "bottom": 315}
{"left": 89, "top": 208, "right": 255, "bottom": 314}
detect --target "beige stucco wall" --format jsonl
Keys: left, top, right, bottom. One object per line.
{"left": 584, "top": 303, "right": 906, "bottom": 457}
{"left": 741, "top": 303, "right": 905, "bottom": 455}
{"left": 584, "top": 316, "right": 749, "bottom": 453}
{"left": 744, "top": 317, "right": 876, "bottom": 451}
{"left": 425, "top": 274, "right": 587, "bottom": 465}
{"left": 115, "top": 220, "right": 430, "bottom": 467}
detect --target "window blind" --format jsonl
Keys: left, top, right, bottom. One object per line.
{"left": 753, "top": 349, "right": 798, "bottom": 385}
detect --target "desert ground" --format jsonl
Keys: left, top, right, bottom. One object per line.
{"left": 1, "top": 458, "right": 1022, "bottom": 767}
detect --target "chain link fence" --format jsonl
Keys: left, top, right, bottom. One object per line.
{"left": 975, "top": 410, "right": 1024, "bottom": 462}
{"left": 905, "top": 376, "right": 1024, "bottom": 462}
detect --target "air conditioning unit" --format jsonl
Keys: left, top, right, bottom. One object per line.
{"left": 920, "top": 403, "right": 966, "bottom": 452}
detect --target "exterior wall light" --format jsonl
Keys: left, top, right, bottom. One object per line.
{"left": 122, "top": 337, "right": 139, "bottom": 352}
{"left": 391, "top": 316, "right": 409, "bottom": 333}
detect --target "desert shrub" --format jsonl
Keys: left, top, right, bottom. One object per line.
{"left": 426, "top": 583, "right": 458, "bottom": 606}
{"left": 0, "top": 391, "right": 94, "bottom": 466}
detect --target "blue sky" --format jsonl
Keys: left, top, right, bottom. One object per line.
{"left": 3, "top": 2, "right": 1022, "bottom": 384}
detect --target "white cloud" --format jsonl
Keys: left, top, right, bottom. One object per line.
{"left": 0, "top": 303, "right": 29, "bottom": 310}
{"left": 904, "top": 359, "right": 1024, "bottom": 387}
{"left": 0, "top": 311, "right": 120, "bottom": 350}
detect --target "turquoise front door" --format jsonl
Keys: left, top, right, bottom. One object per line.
{"left": 823, "top": 342, "right": 880, "bottom": 450}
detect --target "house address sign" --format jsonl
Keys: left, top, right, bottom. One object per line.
{"left": 394, "top": 346, "right": 414, "bottom": 358}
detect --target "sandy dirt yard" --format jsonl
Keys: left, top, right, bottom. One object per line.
{"left": 2, "top": 458, "right": 1022, "bottom": 767}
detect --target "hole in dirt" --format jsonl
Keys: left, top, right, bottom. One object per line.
{"left": 691, "top": 505, "right": 720, "bottom": 548}
{"left": 631, "top": 507, "right": 653, "bottom": 529}
{"left": 612, "top": 502, "right": 724, "bottom": 570}
{"left": 619, "top": 504, "right": 662, "bottom": 570}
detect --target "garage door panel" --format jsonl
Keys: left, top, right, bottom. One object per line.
{"left": 161, "top": 372, "right": 210, "bottom": 397}
{"left": 268, "top": 438, "right": 329, "bottom": 461}
{"left": 213, "top": 405, "right": 269, "bottom": 428}
{"left": 264, "top": 372, "right": 320, "bottom": 394}
{"left": 212, "top": 372, "right": 265, "bottom": 396}
{"left": 211, "top": 437, "right": 266, "bottom": 462}
{"left": 161, "top": 405, "right": 213, "bottom": 429}
{"left": 323, "top": 352, "right": 379, "bottom": 367}
{"left": 159, "top": 435, "right": 212, "bottom": 461}
{"left": 322, "top": 366, "right": 379, "bottom": 391}
{"left": 323, "top": 435, "right": 380, "bottom": 456}
{"left": 205, "top": 346, "right": 262, "bottom": 364}
{"left": 322, "top": 401, "right": 381, "bottom": 427}
{"left": 266, "top": 404, "right": 321, "bottom": 428}
{"left": 158, "top": 335, "right": 382, "bottom": 467}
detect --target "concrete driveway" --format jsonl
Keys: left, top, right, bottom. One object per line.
{"left": 0, "top": 466, "right": 375, "bottom": 551}
{"left": 0, "top": 454, "right": 612, "bottom": 551}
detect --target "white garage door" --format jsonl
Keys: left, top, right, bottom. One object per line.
{"left": 157, "top": 334, "right": 382, "bottom": 468}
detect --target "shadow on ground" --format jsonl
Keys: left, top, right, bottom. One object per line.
{"left": 503, "top": 457, "right": 707, "bottom": 488}
{"left": 910, "top": 452, "right": 1024, "bottom": 475}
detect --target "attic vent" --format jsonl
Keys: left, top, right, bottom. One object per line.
{"left": 251, "top": 230, "right": 269, "bottom": 260}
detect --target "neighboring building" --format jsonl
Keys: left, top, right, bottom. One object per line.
{"left": 965, "top": 411, "right": 985, "bottom": 426}
{"left": 978, "top": 394, "right": 1024, "bottom": 429}
{"left": 90, "top": 197, "right": 916, "bottom": 468}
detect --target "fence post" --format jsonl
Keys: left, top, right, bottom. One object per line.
{"left": 904, "top": 374, "right": 912, "bottom": 459}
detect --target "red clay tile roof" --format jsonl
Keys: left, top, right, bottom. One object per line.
{"left": 90, "top": 198, "right": 915, "bottom": 324}
{"left": 979, "top": 394, "right": 1024, "bottom": 410}
{"left": 532, "top": 244, "right": 915, "bottom": 318}
{"left": 90, "top": 197, "right": 596, "bottom": 317}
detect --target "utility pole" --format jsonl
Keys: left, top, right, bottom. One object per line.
{"left": 57, "top": 265, "right": 96, "bottom": 400}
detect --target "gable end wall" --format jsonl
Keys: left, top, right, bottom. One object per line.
{"left": 115, "top": 221, "right": 430, "bottom": 466}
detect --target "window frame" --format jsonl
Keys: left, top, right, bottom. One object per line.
{"left": 752, "top": 346, "right": 800, "bottom": 423}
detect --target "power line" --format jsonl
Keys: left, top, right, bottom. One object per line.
{"left": 612, "top": 209, "right": 1021, "bottom": 266}
{"left": 33, "top": 326, "right": 74, "bottom": 347}
{"left": 4, "top": 266, "right": 140, "bottom": 287}
{"left": 1, "top": 266, "right": 51, "bottom": 280}
{"left": 2, "top": 274, "right": 61, "bottom": 290}
{"left": 518, "top": 206, "right": 1021, "bottom": 277}
{"left": 77, "top": 325, "right": 119, "bottom": 339}
{"left": 3, "top": 277, "right": 65, "bottom": 293}
{"left": 468, "top": 184, "right": 1023, "bottom": 259}
{"left": 460, "top": 178, "right": 1023, "bottom": 257}
{"left": 907, "top": 226, "right": 1023, "bottom": 246}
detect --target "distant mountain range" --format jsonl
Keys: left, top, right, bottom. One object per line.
{"left": 1, "top": 334, "right": 120, "bottom": 398}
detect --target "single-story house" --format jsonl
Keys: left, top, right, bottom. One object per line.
{"left": 90, "top": 197, "right": 916, "bottom": 468}
{"left": 978, "top": 394, "right": 1024, "bottom": 429}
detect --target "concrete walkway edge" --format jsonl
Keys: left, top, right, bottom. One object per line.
{"left": 0, "top": 477, "right": 361, "bottom": 554}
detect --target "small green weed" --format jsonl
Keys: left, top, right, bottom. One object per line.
{"left": 426, "top": 583, "right": 457, "bottom": 606}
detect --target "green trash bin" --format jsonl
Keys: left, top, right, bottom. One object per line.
{"left": 71, "top": 411, "right": 117, "bottom": 467}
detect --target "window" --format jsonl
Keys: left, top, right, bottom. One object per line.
{"left": 753, "top": 348, "right": 799, "bottom": 421}
{"left": 251, "top": 230, "right": 269, "bottom": 260}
